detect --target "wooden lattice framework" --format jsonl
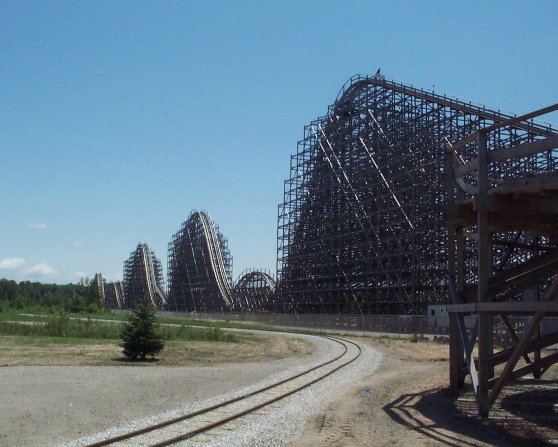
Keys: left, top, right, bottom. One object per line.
{"left": 446, "top": 104, "right": 558, "bottom": 416}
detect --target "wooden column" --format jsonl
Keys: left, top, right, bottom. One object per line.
{"left": 476, "top": 131, "right": 492, "bottom": 416}
{"left": 446, "top": 149, "right": 465, "bottom": 396}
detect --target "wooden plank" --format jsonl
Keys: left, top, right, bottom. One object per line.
{"left": 493, "top": 238, "right": 550, "bottom": 250}
{"left": 450, "top": 204, "right": 558, "bottom": 233}
{"left": 488, "top": 352, "right": 558, "bottom": 388}
{"left": 482, "top": 103, "right": 558, "bottom": 134}
{"left": 477, "top": 131, "right": 491, "bottom": 416}
{"left": 449, "top": 103, "right": 558, "bottom": 154}
{"left": 447, "top": 301, "right": 558, "bottom": 314}
{"left": 478, "top": 195, "right": 558, "bottom": 216}
{"left": 447, "top": 131, "right": 479, "bottom": 154}
{"left": 500, "top": 314, "right": 532, "bottom": 367}
{"left": 447, "top": 146, "right": 463, "bottom": 396}
{"left": 449, "top": 312, "right": 464, "bottom": 396}
{"left": 488, "top": 329, "right": 558, "bottom": 367}
{"left": 492, "top": 171, "right": 558, "bottom": 195}
{"left": 448, "top": 277, "right": 477, "bottom": 393}
{"left": 487, "top": 277, "right": 558, "bottom": 411}
{"left": 489, "top": 135, "right": 558, "bottom": 165}
{"left": 458, "top": 246, "right": 558, "bottom": 301}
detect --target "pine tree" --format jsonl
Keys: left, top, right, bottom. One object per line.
{"left": 120, "top": 301, "right": 164, "bottom": 360}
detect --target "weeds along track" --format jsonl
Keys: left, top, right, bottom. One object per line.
{"left": 84, "top": 335, "right": 361, "bottom": 447}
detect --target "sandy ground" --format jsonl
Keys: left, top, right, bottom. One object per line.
{"left": 289, "top": 337, "right": 558, "bottom": 447}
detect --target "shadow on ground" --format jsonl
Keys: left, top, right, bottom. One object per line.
{"left": 111, "top": 357, "right": 160, "bottom": 363}
{"left": 383, "top": 383, "right": 558, "bottom": 446}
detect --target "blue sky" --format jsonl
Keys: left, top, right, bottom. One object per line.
{"left": 1, "top": 0, "right": 557, "bottom": 284}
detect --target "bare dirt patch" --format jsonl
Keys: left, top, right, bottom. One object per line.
{"left": 289, "top": 337, "right": 558, "bottom": 447}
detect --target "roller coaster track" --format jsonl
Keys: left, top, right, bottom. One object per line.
{"left": 124, "top": 243, "right": 167, "bottom": 308}
{"left": 141, "top": 244, "right": 168, "bottom": 308}
{"left": 83, "top": 335, "right": 361, "bottom": 447}
{"left": 278, "top": 72, "right": 556, "bottom": 314}
{"left": 197, "top": 211, "right": 234, "bottom": 307}
{"left": 235, "top": 270, "right": 276, "bottom": 293}
{"left": 233, "top": 269, "right": 277, "bottom": 310}
{"left": 336, "top": 74, "right": 554, "bottom": 135}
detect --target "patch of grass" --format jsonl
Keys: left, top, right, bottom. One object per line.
{"left": 160, "top": 324, "right": 236, "bottom": 342}
{"left": 0, "top": 313, "right": 238, "bottom": 343}
{"left": 1, "top": 310, "right": 281, "bottom": 333}
{"left": 0, "top": 315, "right": 123, "bottom": 339}
{"left": 0, "top": 310, "right": 53, "bottom": 322}
{"left": 157, "top": 316, "right": 276, "bottom": 332}
{"left": 0, "top": 334, "right": 121, "bottom": 346}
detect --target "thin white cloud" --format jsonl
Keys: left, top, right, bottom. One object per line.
{"left": 26, "top": 222, "right": 47, "bottom": 230}
{"left": 0, "top": 258, "right": 25, "bottom": 270}
{"left": 73, "top": 241, "right": 86, "bottom": 248}
{"left": 74, "top": 271, "right": 87, "bottom": 278}
{"left": 27, "top": 263, "right": 57, "bottom": 277}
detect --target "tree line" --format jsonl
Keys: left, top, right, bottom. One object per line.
{"left": 0, "top": 278, "right": 102, "bottom": 313}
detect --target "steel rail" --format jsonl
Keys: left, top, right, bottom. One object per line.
{"left": 152, "top": 336, "right": 361, "bottom": 447}
{"left": 84, "top": 335, "right": 360, "bottom": 447}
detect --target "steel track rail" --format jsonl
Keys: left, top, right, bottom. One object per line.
{"left": 84, "top": 335, "right": 361, "bottom": 447}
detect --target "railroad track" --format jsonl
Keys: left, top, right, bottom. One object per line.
{"left": 84, "top": 336, "right": 361, "bottom": 447}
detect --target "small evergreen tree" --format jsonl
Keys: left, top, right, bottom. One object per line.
{"left": 120, "top": 301, "right": 164, "bottom": 360}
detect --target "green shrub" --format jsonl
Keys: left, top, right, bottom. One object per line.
{"left": 120, "top": 302, "right": 164, "bottom": 360}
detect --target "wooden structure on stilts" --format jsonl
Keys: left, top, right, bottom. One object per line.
{"left": 446, "top": 104, "right": 558, "bottom": 416}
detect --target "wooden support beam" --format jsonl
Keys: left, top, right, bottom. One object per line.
{"left": 449, "top": 205, "right": 558, "bottom": 234}
{"left": 455, "top": 135, "right": 558, "bottom": 178}
{"left": 448, "top": 277, "right": 474, "bottom": 394}
{"left": 490, "top": 134, "right": 558, "bottom": 164}
{"left": 478, "top": 196, "right": 558, "bottom": 216}
{"left": 499, "top": 314, "right": 532, "bottom": 367}
{"left": 447, "top": 301, "right": 558, "bottom": 314}
{"left": 481, "top": 103, "right": 558, "bottom": 134}
{"left": 457, "top": 246, "right": 558, "bottom": 301}
{"left": 486, "top": 277, "right": 558, "bottom": 411}
{"left": 492, "top": 171, "right": 558, "bottom": 195}
{"left": 477, "top": 131, "right": 492, "bottom": 416}
{"left": 488, "top": 330, "right": 558, "bottom": 367}
{"left": 488, "top": 352, "right": 558, "bottom": 388}
{"left": 449, "top": 312, "right": 464, "bottom": 396}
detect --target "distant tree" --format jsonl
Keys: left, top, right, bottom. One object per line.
{"left": 120, "top": 301, "right": 164, "bottom": 360}
{"left": 0, "top": 278, "right": 102, "bottom": 313}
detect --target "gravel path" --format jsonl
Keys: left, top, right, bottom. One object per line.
{"left": 1, "top": 331, "right": 382, "bottom": 447}
{"left": 185, "top": 341, "right": 382, "bottom": 447}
